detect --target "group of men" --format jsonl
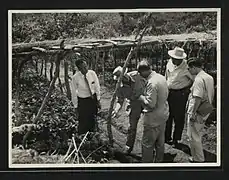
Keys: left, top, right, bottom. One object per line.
{"left": 70, "top": 46, "right": 215, "bottom": 163}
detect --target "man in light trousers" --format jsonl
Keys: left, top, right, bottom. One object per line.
{"left": 186, "top": 58, "right": 214, "bottom": 162}
{"left": 137, "top": 60, "right": 169, "bottom": 163}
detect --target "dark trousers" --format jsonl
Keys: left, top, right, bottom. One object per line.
{"left": 126, "top": 101, "right": 142, "bottom": 151}
{"left": 78, "top": 95, "right": 98, "bottom": 135}
{"left": 165, "top": 88, "right": 190, "bottom": 142}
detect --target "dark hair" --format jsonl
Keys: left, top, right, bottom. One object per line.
{"left": 187, "top": 57, "right": 202, "bottom": 68}
{"left": 137, "top": 60, "right": 151, "bottom": 72}
{"left": 75, "top": 59, "right": 86, "bottom": 68}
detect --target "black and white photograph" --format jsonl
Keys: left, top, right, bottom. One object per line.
{"left": 8, "top": 9, "right": 221, "bottom": 168}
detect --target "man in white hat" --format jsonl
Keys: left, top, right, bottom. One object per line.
{"left": 112, "top": 65, "right": 147, "bottom": 154}
{"left": 164, "top": 47, "right": 194, "bottom": 147}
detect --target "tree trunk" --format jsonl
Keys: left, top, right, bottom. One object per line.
{"left": 22, "top": 52, "right": 62, "bottom": 148}
{"left": 64, "top": 60, "right": 71, "bottom": 100}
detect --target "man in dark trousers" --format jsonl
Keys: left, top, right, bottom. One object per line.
{"left": 70, "top": 59, "right": 101, "bottom": 135}
{"left": 164, "top": 47, "right": 193, "bottom": 146}
{"left": 112, "top": 66, "right": 147, "bottom": 154}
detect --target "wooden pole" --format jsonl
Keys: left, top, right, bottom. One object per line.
{"left": 22, "top": 52, "right": 62, "bottom": 147}
{"left": 50, "top": 61, "right": 54, "bottom": 81}
{"left": 64, "top": 59, "right": 71, "bottom": 100}
{"left": 14, "top": 55, "right": 32, "bottom": 126}
{"left": 102, "top": 51, "right": 105, "bottom": 86}
{"left": 106, "top": 18, "right": 151, "bottom": 146}
{"left": 22, "top": 40, "right": 66, "bottom": 148}
{"left": 44, "top": 56, "right": 47, "bottom": 79}
{"left": 40, "top": 59, "right": 44, "bottom": 76}
{"left": 58, "top": 76, "right": 64, "bottom": 94}
{"left": 95, "top": 50, "right": 99, "bottom": 74}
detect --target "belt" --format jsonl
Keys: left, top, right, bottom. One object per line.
{"left": 169, "top": 86, "right": 191, "bottom": 92}
{"left": 78, "top": 94, "right": 96, "bottom": 100}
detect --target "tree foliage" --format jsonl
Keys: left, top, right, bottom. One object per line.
{"left": 12, "top": 12, "right": 217, "bottom": 43}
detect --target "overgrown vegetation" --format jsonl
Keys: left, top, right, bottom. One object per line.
{"left": 12, "top": 12, "right": 217, "bottom": 43}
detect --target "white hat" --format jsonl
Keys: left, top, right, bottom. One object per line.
{"left": 113, "top": 66, "right": 128, "bottom": 80}
{"left": 168, "top": 47, "right": 187, "bottom": 59}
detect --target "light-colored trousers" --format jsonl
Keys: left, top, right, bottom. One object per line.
{"left": 142, "top": 122, "right": 166, "bottom": 163}
{"left": 187, "top": 114, "right": 206, "bottom": 162}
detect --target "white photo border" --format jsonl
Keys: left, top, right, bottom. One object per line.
{"left": 8, "top": 8, "right": 221, "bottom": 168}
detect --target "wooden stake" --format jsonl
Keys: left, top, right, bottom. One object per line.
{"left": 106, "top": 22, "right": 150, "bottom": 146}
{"left": 44, "top": 57, "right": 47, "bottom": 79}
{"left": 50, "top": 61, "right": 54, "bottom": 81}
{"left": 40, "top": 59, "right": 44, "bottom": 76}
{"left": 102, "top": 51, "right": 105, "bottom": 85}
{"left": 64, "top": 59, "right": 71, "bottom": 100}
{"left": 22, "top": 51, "right": 63, "bottom": 148}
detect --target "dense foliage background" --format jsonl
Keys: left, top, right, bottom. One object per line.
{"left": 12, "top": 12, "right": 217, "bottom": 43}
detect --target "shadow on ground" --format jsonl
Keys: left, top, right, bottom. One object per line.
{"left": 174, "top": 143, "right": 217, "bottom": 162}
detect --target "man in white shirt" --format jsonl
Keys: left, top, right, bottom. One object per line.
{"left": 186, "top": 58, "right": 214, "bottom": 162}
{"left": 70, "top": 59, "right": 101, "bottom": 135}
{"left": 112, "top": 66, "right": 147, "bottom": 154}
{"left": 164, "top": 47, "right": 193, "bottom": 146}
{"left": 137, "top": 60, "right": 169, "bottom": 163}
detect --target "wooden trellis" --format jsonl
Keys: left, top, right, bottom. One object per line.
{"left": 12, "top": 30, "right": 217, "bottom": 148}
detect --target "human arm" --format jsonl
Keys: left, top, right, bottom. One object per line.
{"left": 111, "top": 88, "right": 126, "bottom": 118}
{"left": 138, "top": 81, "right": 157, "bottom": 110}
{"left": 188, "top": 78, "right": 204, "bottom": 121}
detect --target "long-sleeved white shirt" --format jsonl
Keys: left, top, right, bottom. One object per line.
{"left": 165, "top": 59, "right": 193, "bottom": 90}
{"left": 70, "top": 70, "right": 100, "bottom": 108}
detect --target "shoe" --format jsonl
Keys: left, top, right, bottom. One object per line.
{"left": 165, "top": 139, "right": 174, "bottom": 145}
{"left": 124, "top": 145, "right": 132, "bottom": 154}
{"left": 171, "top": 140, "right": 181, "bottom": 148}
{"left": 188, "top": 157, "right": 204, "bottom": 163}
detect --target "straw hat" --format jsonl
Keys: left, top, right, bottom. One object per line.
{"left": 113, "top": 66, "right": 128, "bottom": 80}
{"left": 168, "top": 47, "right": 187, "bottom": 59}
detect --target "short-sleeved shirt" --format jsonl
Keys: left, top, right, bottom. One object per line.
{"left": 116, "top": 71, "right": 147, "bottom": 105}
{"left": 165, "top": 59, "right": 193, "bottom": 90}
{"left": 186, "top": 70, "right": 214, "bottom": 117}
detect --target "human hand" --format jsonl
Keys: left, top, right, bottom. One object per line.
{"left": 111, "top": 109, "right": 118, "bottom": 118}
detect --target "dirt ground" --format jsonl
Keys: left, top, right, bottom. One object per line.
{"left": 99, "top": 86, "right": 217, "bottom": 163}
